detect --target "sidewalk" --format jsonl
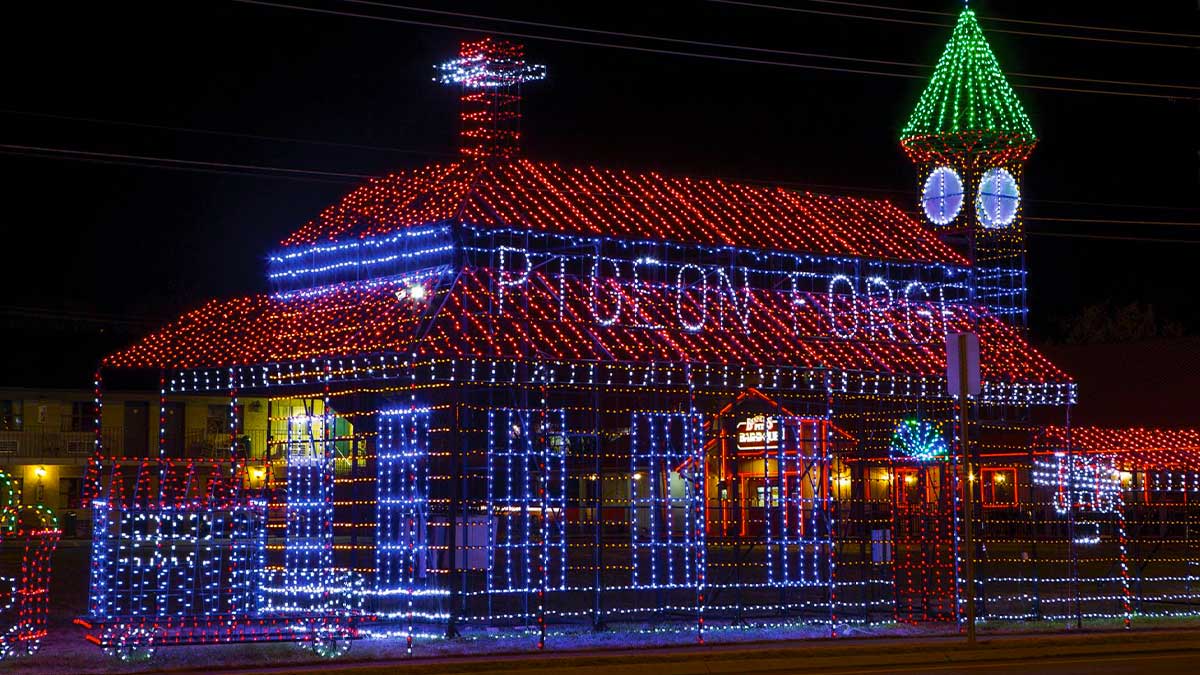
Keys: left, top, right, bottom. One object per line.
{"left": 192, "top": 627, "right": 1200, "bottom": 675}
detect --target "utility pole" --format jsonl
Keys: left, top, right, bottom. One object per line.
{"left": 947, "top": 332, "right": 979, "bottom": 646}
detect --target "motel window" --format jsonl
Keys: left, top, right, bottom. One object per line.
{"left": 895, "top": 467, "right": 942, "bottom": 504}
{"left": 68, "top": 401, "right": 91, "bottom": 432}
{"left": 206, "top": 404, "right": 244, "bottom": 435}
{"left": 896, "top": 468, "right": 922, "bottom": 504}
{"left": 0, "top": 400, "right": 22, "bottom": 431}
{"left": 832, "top": 469, "right": 852, "bottom": 501}
{"left": 59, "top": 477, "right": 83, "bottom": 509}
{"left": 754, "top": 484, "right": 782, "bottom": 508}
{"left": 981, "top": 468, "right": 1017, "bottom": 507}
{"left": 867, "top": 467, "right": 891, "bottom": 502}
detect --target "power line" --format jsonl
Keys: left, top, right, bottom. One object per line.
{"left": 1025, "top": 216, "right": 1200, "bottom": 229}
{"left": 1004, "top": 82, "right": 1193, "bottom": 100}
{"left": 1028, "top": 232, "right": 1200, "bottom": 245}
{"left": 891, "top": 210, "right": 1200, "bottom": 244}
{"left": 1, "top": 152, "right": 353, "bottom": 185}
{"left": 339, "top": 1, "right": 1200, "bottom": 94}
{"left": 1034, "top": 199, "right": 1200, "bottom": 213}
{"left": 801, "top": 0, "right": 1200, "bottom": 40}
{"left": 0, "top": 143, "right": 367, "bottom": 184}
{"left": 233, "top": 0, "right": 925, "bottom": 79}
{"left": 230, "top": 0, "right": 1198, "bottom": 101}
{"left": 708, "top": 0, "right": 1198, "bottom": 49}
{"left": 13, "top": 150, "right": 1195, "bottom": 245}
{"left": 1, "top": 150, "right": 354, "bottom": 185}
{"left": 692, "top": 173, "right": 1200, "bottom": 215}
{"left": 6, "top": 141, "right": 1197, "bottom": 237}
{"left": 8, "top": 119, "right": 1191, "bottom": 215}
{"left": 0, "top": 305, "right": 160, "bottom": 326}
{"left": 0, "top": 108, "right": 453, "bottom": 157}
{"left": 340, "top": 0, "right": 918, "bottom": 70}
{"left": 1, "top": 141, "right": 909, "bottom": 204}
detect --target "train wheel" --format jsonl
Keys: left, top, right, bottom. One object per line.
{"left": 308, "top": 624, "right": 352, "bottom": 659}
{"left": 0, "top": 626, "right": 36, "bottom": 660}
{"left": 103, "top": 625, "right": 156, "bottom": 662}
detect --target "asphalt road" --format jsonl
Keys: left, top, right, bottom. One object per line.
{"left": 218, "top": 653, "right": 1200, "bottom": 672}
{"left": 197, "top": 647, "right": 1200, "bottom": 675}
{"left": 816, "top": 651, "right": 1198, "bottom": 674}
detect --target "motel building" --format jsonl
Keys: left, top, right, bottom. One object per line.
{"left": 0, "top": 387, "right": 275, "bottom": 521}
{"left": 77, "top": 8, "right": 1200, "bottom": 656}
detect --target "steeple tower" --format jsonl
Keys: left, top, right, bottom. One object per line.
{"left": 902, "top": 6, "right": 1035, "bottom": 329}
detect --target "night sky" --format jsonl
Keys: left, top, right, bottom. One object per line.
{"left": 2, "top": 1, "right": 1196, "bottom": 386}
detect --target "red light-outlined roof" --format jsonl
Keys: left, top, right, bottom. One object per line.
{"left": 1042, "top": 426, "right": 1200, "bottom": 454}
{"left": 1039, "top": 426, "right": 1200, "bottom": 471}
{"left": 105, "top": 269, "right": 1067, "bottom": 393}
{"left": 280, "top": 159, "right": 968, "bottom": 267}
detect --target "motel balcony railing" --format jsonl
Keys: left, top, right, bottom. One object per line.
{"left": 182, "top": 429, "right": 268, "bottom": 461}
{"left": 0, "top": 428, "right": 112, "bottom": 463}
{"left": 0, "top": 428, "right": 268, "bottom": 463}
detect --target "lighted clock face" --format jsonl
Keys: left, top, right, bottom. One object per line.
{"left": 921, "top": 166, "right": 964, "bottom": 225}
{"left": 976, "top": 167, "right": 1021, "bottom": 229}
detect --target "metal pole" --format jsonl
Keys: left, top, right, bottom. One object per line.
{"left": 592, "top": 375, "right": 605, "bottom": 630}
{"left": 446, "top": 399, "right": 461, "bottom": 639}
{"left": 1065, "top": 405, "right": 1082, "bottom": 631}
{"left": 956, "top": 334, "right": 977, "bottom": 646}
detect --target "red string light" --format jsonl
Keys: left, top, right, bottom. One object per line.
{"left": 279, "top": 159, "right": 966, "bottom": 267}
{"left": 103, "top": 269, "right": 1068, "bottom": 389}
{"left": 0, "top": 473, "right": 60, "bottom": 660}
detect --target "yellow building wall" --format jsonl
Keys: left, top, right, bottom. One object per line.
{"left": 0, "top": 388, "right": 270, "bottom": 513}
{"left": 16, "top": 464, "right": 61, "bottom": 508}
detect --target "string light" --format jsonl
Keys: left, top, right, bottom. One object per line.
{"left": 901, "top": 6, "right": 1034, "bottom": 328}
{"left": 889, "top": 419, "right": 950, "bottom": 462}
{"left": 80, "top": 372, "right": 366, "bottom": 660}
{"left": 922, "top": 166, "right": 965, "bottom": 225}
{"left": 435, "top": 37, "right": 545, "bottom": 160}
{"left": 279, "top": 160, "right": 964, "bottom": 264}
{"left": 976, "top": 168, "right": 1021, "bottom": 229}
{"left": 901, "top": 7, "right": 1035, "bottom": 165}
{"left": 0, "top": 471, "right": 60, "bottom": 660}
{"left": 104, "top": 263, "right": 1071, "bottom": 405}
{"left": 79, "top": 22, "right": 1200, "bottom": 661}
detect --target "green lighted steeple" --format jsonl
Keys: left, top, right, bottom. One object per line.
{"left": 901, "top": 8, "right": 1035, "bottom": 163}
